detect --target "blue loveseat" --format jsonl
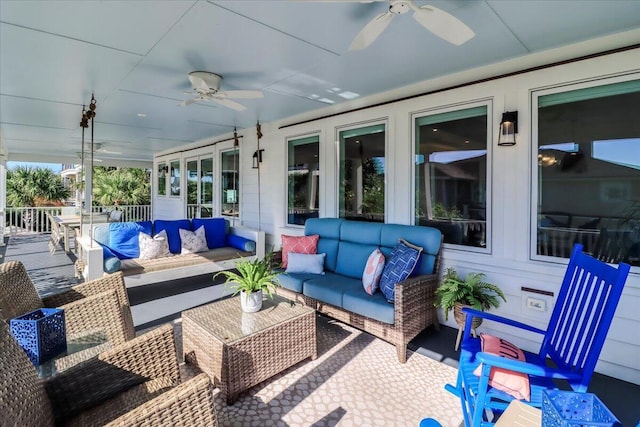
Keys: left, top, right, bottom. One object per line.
{"left": 276, "top": 218, "right": 443, "bottom": 363}
{"left": 77, "top": 218, "right": 265, "bottom": 288}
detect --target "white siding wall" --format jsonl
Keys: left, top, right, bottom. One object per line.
{"left": 155, "top": 40, "right": 640, "bottom": 384}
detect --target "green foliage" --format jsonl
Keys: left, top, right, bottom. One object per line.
{"left": 6, "top": 166, "right": 70, "bottom": 207}
{"left": 214, "top": 253, "right": 280, "bottom": 298}
{"left": 434, "top": 267, "right": 506, "bottom": 321}
{"left": 432, "top": 203, "right": 462, "bottom": 220}
{"left": 92, "top": 167, "right": 150, "bottom": 206}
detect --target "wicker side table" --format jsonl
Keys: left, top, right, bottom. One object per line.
{"left": 182, "top": 294, "right": 316, "bottom": 404}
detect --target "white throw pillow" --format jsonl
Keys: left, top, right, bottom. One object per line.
{"left": 138, "top": 229, "right": 171, "bottom": 260}
{"left": 179, "top": 225, "right": 208, "bottom": 254}
{"left": 286, "top": 252, "right": 326, "bottom": 274}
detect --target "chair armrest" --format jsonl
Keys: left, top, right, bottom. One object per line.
{"left": 474, "top": 351, "right": 582, "bottom": 381}
{"left": 105, "top": 373, "right": 218, "bottom": 427}
{"left": 395, "top": 273, "right": 439, "bottom": 328}
{"left": 461, "top": 307, "right": 547, "bottom": 340}
{"left": 59, "top": 289, "right": 131, "bottom": 345}
{"left": 45, "top": 324, "right": 179, "bottom": 424}
{"left": 230, "top": 226, "right": 265, "bottom": 259}
{"left": 43, "top": 271, "right": 127, "bottom": 306}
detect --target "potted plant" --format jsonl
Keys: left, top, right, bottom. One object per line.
{"left": 434, "top": 267, "right": 506, "bottom": 329}
{"left": 214, "top": 253, "right": 280, "bottom": 313}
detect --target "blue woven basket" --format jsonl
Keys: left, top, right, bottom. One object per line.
{"left": 10, "top": 308, "right": 67, "bottom": 365}
{"left": 542, "top": 389, "right": 620, "bottom": 427}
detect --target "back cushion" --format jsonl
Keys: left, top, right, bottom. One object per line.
{"left": 380, "top": 224, "right": 442, "bottom": 275}
{"left": 108, "top": 221, "right": 152, "bottom": 259}
{"left": 305, "top": 218, "right": 344, "bottom": 272}
{"left": 154, "top": 219, "right": 192, "bottom": 254}
{"left": 336, "top": 241, "right": 379, "bottom": 279}
{"left": 192, "top": 218, "right": 228, "bottom": 249}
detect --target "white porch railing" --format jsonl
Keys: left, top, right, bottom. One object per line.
{"left": 4, "top": 205, "right": 152, "bottom": 235}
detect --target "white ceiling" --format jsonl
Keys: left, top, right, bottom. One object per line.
{"left": 1, "top": 0, "right": 640, "bottom": 165}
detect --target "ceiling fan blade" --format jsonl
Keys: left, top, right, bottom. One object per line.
{"left": 213, "top": 97, "right": 247, "bottom": 111}
{"left": 216, "top": 90, "right": 264, "bottom": 99}
{"left": 349, "top": 11, "right": 393, "bottom": 51}
{"left": 412, "top": 5, "right": 474, "bottom": 46}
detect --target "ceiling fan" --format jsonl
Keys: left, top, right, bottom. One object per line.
{"left": 349, "top": 0, "right": 475, "bottom": 51}
{"left": 180, "top": 71, "right": 264, "bottom": 111}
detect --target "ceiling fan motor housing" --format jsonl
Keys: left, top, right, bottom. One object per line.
{"left": 389, "top": 0, "right": 411, "bottom": 14}
{"left": 189, "top": 71, "right": 223, "bottom": 91}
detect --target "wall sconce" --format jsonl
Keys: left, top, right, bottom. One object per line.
{"left": 498, "top": 111, "right": 518, "bottom": 146}
{"left": 252, "top": 149, "right": 264, "bottom": 169}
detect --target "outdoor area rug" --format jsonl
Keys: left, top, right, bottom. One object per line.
{"left": 166, "top": 313, "right": 463, "bottom": 427}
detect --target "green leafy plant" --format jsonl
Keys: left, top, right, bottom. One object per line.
{"left": 214, "top": 253, "right": 280, "bottom": 298}
{"left": 434, "top": 267, "right": 506, "bottom": 321}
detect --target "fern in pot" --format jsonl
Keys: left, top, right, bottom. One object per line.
{"left": 434, "top": 267, "right": 506, "bottom": 330}
{"left": 215, "top": 254, "right": 280, "bottom": 313}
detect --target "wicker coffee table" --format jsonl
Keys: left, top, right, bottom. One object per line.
{"left": 182, "top": 294, "right": 317, "bottom": 404}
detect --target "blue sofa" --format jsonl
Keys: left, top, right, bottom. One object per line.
{"left": 78, "top": 218, "right": 265, "bottom": 288}
{"left": 276, "top": 218, "right": 443, "bottom": 363}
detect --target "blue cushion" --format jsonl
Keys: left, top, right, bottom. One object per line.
{"left": 302, "top": 273, "right": 360, "bottom": 307}
{"left": 316, "top": 238, "right": 339, "bottom": 273}
{"left": 154, "top": 219, "right": 192, "bottom": 254}
{"left": 342, "top": 283, "right": 395, "bottom": 324}
{"left": 340, "top": 220, "right": 382, "bottom": 245}
{"left": 305, "top": 218, "right": 344, "bottom": 272}
{"left": 99, "top": 243, "right": 121, "bottom": 273}
{"left": 226, "top": 234, "right": 255, "bottom": 252}
{"left": 108, "top": 221, "right": 152, "bottom": 259}
{"left": 93, "top": 224, "right": 110, "bottom": 246}
{"left": 276, "top": 271, "right": 319, "bottom": 293}
{"left": 286, "top": 253, "right": 325, "bottom": 274}
{"left": 380, "top": 224, "right": 441, "bottom": 275}
{"left": 379, "top": 240, "right": 423, "bottom": 302}
{"left": 335, "top": 241, "right": 378, "bottom": 279}
{"left": 192, "top": 218, "right": 227, "bottom": 249}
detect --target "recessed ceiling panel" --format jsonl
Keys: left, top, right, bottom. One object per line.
{"left": 0, "top": 0, "right": 197, "bottom": 55}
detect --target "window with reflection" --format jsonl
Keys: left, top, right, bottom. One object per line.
{"left": 170, "top": 160, "right": 180, "bottom": 196}
{"left": 414, "top": 106, "right": 488, "bottom": 248}
{"left": 221, "top": 150, "right": 239, "bottom": 217}
{"left": 157, "top": 162, "right": 166, "bottom": 196}
{"left": 288, "top": 135, "right": 320, "bottom": 226}
{"left": 338, "top": 123, "right": 385, "bottom": 222}
{"left": 535, "top": 79, "right": 640, "bottom": 266}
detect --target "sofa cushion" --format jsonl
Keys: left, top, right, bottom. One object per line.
{"left": 276, "top": 271, "right": 319, "bottom": 293}
{"left": 302, "top": 273, "right": 360, "bottom": 308}
{"left": 335, "top": 241, "right": 378, "bottom": 279}
{"left": 179, "top": 226, "right": 208, "bottom": 254}
{"left": 305, "top": 218, "right": 344, "bottom": 272}
{"left": 108, "top": 221, "right": 153, "bottom": 259}
{"left": 340, "top": 221, "right": 382, "bottom": 245}
{"left": 286, "top": 253, "right": 326, "bottom": 274}
{"left": 281, "top": 234, "right": 319, "bottom": 268}
{"left": 226, "top": 234, "right": 256, "bottom": 252}
{"left": 138, "top": 230, "right": 171, "bottom": 260}
{"left": 154, "top": 219, "right": 192, "bottom": 254}
{"left": 362, "top": 249, "right": 385, "bottom": 295}
{"left": 342, "top": 284, "right": 395, "bottom": 325}
{"left": 379, "top": 239, "right": 423, "bottom": 302}
{"left": 192, "top": 218, "right": 227, "bottom": 249}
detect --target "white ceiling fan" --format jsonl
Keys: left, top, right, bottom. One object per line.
{"left": 180, "top": 71, "right": 264, "bottom": 111}
{"left": 349, "top": 0, "right": 475, "bottom": 51}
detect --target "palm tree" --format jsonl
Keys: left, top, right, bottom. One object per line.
{"left": 92, "top": 167, "right": 150, "bottom": 206}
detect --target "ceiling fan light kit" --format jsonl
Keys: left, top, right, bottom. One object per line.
{"left": 180, "top": 71, "right": 263, "bottom": 111}
{"left": 349, "top": 0, "right": 475, "bottom": 51}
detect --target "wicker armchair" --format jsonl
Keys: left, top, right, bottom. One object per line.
{"left": 0, "top": 261, "right": 135, "bottom": 360}
{"left": 0, "top": 320, "right": 217, "bottom": 426}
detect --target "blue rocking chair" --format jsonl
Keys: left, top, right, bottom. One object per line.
{"left": 445, "top": 244, "right": 630, "bottom": 427}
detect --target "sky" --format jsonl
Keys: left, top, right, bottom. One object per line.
{"left": 7, "top": 161, "right": 63, "bottom": 173}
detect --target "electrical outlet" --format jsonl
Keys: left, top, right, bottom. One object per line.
{"left": 526, "top": 297, "right": 546, "bottom": 312}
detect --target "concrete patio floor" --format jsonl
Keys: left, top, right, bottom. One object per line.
{"left": 3, "top": 232, "right": 639, "bottom": 426}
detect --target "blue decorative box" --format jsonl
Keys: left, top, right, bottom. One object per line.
{"left": 10, "top": 308, "right": 67, "bottom": 365}
{"left": 542, "top": 389, "right": 620, "bottom": 427}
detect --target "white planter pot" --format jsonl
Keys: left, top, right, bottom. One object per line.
{"left": 240, "top": 290, "right": 263, "bottom": 313}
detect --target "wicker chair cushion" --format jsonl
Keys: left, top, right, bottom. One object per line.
{"left": 65, "top": 377, "right": 175, "bottom": 427}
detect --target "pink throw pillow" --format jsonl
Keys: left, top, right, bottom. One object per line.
{"left": 362, "top": 249, "right": 385, "bottom": 295}
{"left": 281, "top": 234, "right": 319, "bottom": 268}
{"left": 473, "top": 334, "right": 531, "bottom": 401}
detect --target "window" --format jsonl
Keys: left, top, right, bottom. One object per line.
{"left": 287, "top": 135, "right": 319, "bottom": 225}
{"left": 414, "top": 105, "right": 489, "bottom": 248}
{"left": 221, "top": 150, "right": 239, "bottom": 217}
{"left": 534, "top": 78, "right": 640, "bottom": 266}
{"left": 157, "top": 162, "right": 166, "bottom": 196}
{"left": 338, "top": 123, "right": 385, "bottom": 222}
{"left": 170, "top": 160, "right": 180, "bottom": 196}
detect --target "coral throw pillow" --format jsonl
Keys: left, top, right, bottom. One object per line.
{"left": 281, "top": 234, "right": 319, "bottom": 268}
{"left": 473, "top": 334, "right": 531, "bottom": 401}
{"left": 362, "top": 249, "right": 385, "bottom": 295}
